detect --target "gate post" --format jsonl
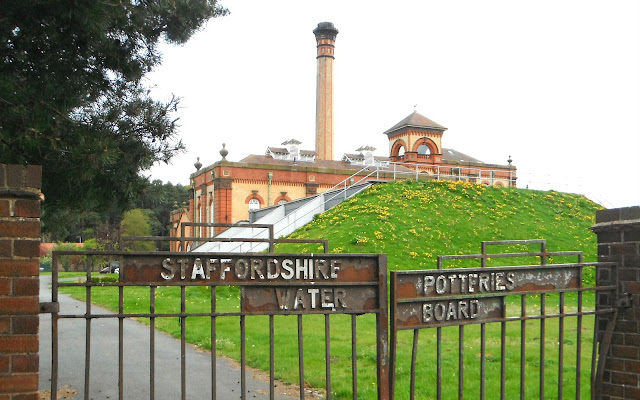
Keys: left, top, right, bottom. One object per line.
{"left": 0, "top": 164, "right": 42, "bottom": 399}
{"left": 592, "top": 206, "right": 640, "bottom": 399}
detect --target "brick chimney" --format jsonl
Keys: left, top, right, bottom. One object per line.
{"left": 313, "top": 22, "right": 338, "bottom": 161}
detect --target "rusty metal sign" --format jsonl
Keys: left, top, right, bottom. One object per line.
{"left": 121, "top": 253, "right": 384, "bottom": 315}
{"left": 392, "top": 264, "right": 582, "bottom": 329}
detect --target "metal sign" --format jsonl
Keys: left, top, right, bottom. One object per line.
{"left": 121, "top": 253, "right": 384, "bottom": 315}
{"left": 392, "top": 264, "right": 582, "bottom": 329}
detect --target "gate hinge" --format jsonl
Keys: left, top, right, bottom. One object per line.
{"left": 39, "top": 302, "right": 59, "bottom": 314}
{"left": 615, "top": 293, "right": 632, "bottom": 309}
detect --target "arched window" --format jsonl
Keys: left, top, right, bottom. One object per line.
{"left": 417, "top": 144, "right": 431, "bottom": 155}
{"left": 248, "top": 199, "right": 260, "bottom": 210}
{"left": 277, "top": 199, "right": 287, "bottom": 205}
{"left": 391, "top": 139, "right": 407, "bottom": 158}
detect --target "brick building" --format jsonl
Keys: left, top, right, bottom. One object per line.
{"left": 169, "top": 22, "right": 516, "bottom": 249}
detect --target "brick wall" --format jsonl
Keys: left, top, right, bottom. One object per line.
{"left": 592, "top": 206, "right": 640, "bottom": 400}
{"left": 0, "top": 164, "right": 42, "bottom": 400}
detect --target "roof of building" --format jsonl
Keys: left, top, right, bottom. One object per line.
{"left": 342, "top": 153, "right": 391, "bottom": 162}
{"left": 441, "top": 148, "right": 483, "bottom": 164}
{"left": 384, "top": 111, "right": 447, "bottom": 135}
{"left": 241, "top": 154, "right": 356, "bottom": 169}
{"left": 266, "top": 147, "right": 317, "bottom": 156}
{"left": 239, "top": 154, "right": 415, "bottom": 171}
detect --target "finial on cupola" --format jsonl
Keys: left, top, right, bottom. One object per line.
{"left": 220, "top": 143, "right": 228, "bottom": 161}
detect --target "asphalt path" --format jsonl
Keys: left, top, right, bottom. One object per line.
{"left": 38, "top": 275, "right": 301, "bottom": 399}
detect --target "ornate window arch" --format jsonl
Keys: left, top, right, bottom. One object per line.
{"left": 412, "top": 137, "right": 438, "bottom": 155}
{"left": 391, "top": 139, "right": 407, "bottom": 157}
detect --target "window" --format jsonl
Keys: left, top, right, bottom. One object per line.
{"left": 248, "top": 199, "right": 260, "bottom": 210}
{"left": 417, "top": 145, "right": 431, "bottom": 155}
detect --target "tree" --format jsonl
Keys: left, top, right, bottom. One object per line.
{"left": 0, "top": 1, "right": 227, "bottom": 233}
{"left": 134, "top": 179, "right": 190, "bottom": 237}
{"left": 121, "top": 208, "right": 155, "bottom": 251}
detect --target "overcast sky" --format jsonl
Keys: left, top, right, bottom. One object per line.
{"left": 146, "top": 0, "right": 640, "bottom": 209}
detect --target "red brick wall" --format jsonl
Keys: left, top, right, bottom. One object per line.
{"left": 213, "top": 178, "right": 232, "bottom": 234}
{"left": 592, "top": 206, "right": 640, "bottom": 400}
{"left": 0, "top": 164, "right": 42, "bottom": 400}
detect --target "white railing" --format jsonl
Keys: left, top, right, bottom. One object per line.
{"left": 193, "top": 166, "right": 379, "bottom": 253}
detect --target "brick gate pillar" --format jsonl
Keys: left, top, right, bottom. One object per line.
{"left": 0, "top": 164, "right": 42, "bottom": 400}
{"left": 592, "top": 206, "right": 640, "bottom": 399}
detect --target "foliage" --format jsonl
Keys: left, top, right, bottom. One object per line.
{"left": 0, "top": 1, "right": 228, "bottom": 232}
{"left": 40, "top": 256, "right": 52, "bottom": 272}
{"left": 121, "top": 208, "right": 156, "bottom": 251}
{"left": 132, "top": 180, "right": 190, "bottom": 249}
{"left": 51, "top": 242, "right": 83, "bottom": 271}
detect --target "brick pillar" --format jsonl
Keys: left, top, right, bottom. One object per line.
{"left": 592, "top": 206, "right": 640, "bottom": 400}
{"left": 0, "top": 164, "right": 42, "bottom": 399}
{"left": 213, "top": 178, "right": 233, "bottom": 234}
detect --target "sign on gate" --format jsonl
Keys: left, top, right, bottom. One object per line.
{"left": 393, "top": 264, "right": 582, "bottom": 328}
{"left": 121, "top": 253, "right": 383, "bottom": 314}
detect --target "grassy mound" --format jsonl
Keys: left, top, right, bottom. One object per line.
{"left": 282, "top": 180, "right": 601, "bottom": 273}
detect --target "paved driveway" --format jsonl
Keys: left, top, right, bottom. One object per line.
{"left": 38, "top": 275, "right": 301, "bottom": 399}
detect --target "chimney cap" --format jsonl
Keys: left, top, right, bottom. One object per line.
{"left": 313, "top": 22, "right": 338, "bottom": 39}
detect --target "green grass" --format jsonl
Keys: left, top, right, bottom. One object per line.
{"left": 58, "top": 180, "right": 603, "bottom": 399}
{"left": 280, "top": 180, "right": 599, "bottom": 271}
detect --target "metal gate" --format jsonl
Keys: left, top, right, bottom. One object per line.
{"left": 389, "top": 239, "right": 620, "bottom": 400}
{"left": 40, "top": 238, "right": 622, "bottom": 400}
{"left": 41, "top": 246, "right": 389, "bottom": 400}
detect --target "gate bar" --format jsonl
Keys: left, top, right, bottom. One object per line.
{"left": 269, "top": 315, "right": 275, "bottom": 400}
{"left": 84, "top": 263, "right": 92, "bottom": 400}
{"left": 181, "top": 286, "right": 187, "bottom": 400}
{"left": 351, "top": 314, "right": 357, "bottom": 399}
{"left": 298, "top": 314, "right": 305, "bottom": 400}
{"left": 540, "top": 293, "right": 546, "bottom": 400}
{"left": 520, "top": 295, "right": 526, "bottom": 400}
{"left": 325, "top": 314, "right": 332, "bottom": 400}
{"left": 119, "top": 279, "right": 124, "bottom": 400}
{"left": 480, "top": 323, "right": 486, "bottom": 399}
{"left": 211, "top": 286, "right": 217, "bottom": 400}
{"left": 409, "top": 329, "right": 418, "bottom": 400}
{"left": 51, "top": 253, "right": 59, "bottom": 400}
{"left": 458, "top": 326, "right": 464, "bottom": 399}
{"left": 500, "top": 319, "right": 506, "bottom": 400}
{"left": 150, "top": 286, "right": 156, "bottom": 400}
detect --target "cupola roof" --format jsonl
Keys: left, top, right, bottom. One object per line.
{"left": 383, "top": 110, "right": 447, "bottom": 135}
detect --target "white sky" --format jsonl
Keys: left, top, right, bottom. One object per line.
{"left": 146, "top": 0, "right": 640, "bottom": 209}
